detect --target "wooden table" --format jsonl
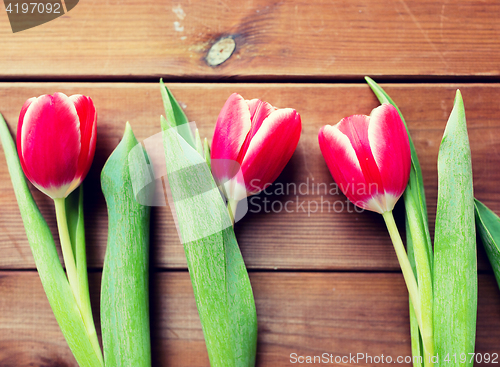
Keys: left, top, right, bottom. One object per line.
{"left": 1, "top": 1, "right": 500, "bottom": 366}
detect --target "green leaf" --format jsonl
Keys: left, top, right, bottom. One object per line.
{"left": 0, "top": 113, "right": 103, "bottom": 367}
{"left": 204, "top": 137, "right": 212, "bottom": 172}
{"left": 162, "top": 116, "right": 257, "bottom": 367}
{"left": 160, "top": 79, "right": 195, "bottom": 148}
{"left": 433, "top": 90, "right": 476, "bottom": 367}
{"left": 195, "top": 128, "right": 204, "bottom": 156}
{"left": 65, "top": 189, "right": 80, "bottom": 262}
{"left": 407, "top": 224, "right": 424, "bottom": 367}
{"left": 66, "top": 186, "right": 102, "bottom": 362}
{"left": 365, "top": 77, "right": 433, "bottom": 365}
{"left": 405, "top": 190, "right": 434, "bottom": 364}
{"left": 101, "top": 122, "right": 152, "bottom": 367}
{"left": 474, "top": 199, "right": 500, "bottom": 289}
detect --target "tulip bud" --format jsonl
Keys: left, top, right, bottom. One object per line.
{"left": 318, "top": 103, "right": 411, "bottom": 214}
{"left": 211, "top": 93, "right": 301, "bottom": 202}
{"left": 17, "top": 92, "right": 97, "bottom": 199}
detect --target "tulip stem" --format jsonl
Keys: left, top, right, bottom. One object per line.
{"left": 227, "top": 199, "right": 238, "bottom": 226}
{"left": 382, "top": 210, "right": 423, "bottom": 332}
{"left": 54, "top": 197, "right": 80, "bottom": 307}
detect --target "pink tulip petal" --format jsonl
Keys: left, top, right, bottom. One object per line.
{"left": 20, "top": 93, "right": 81, "bottom": 197}
{"left": 17, "top": 97, "right": 36, "bottom": 184}
{"left": 240, "top": 108, "right": 301, "bottom": 194}
{"left": 319, "top": 124, "right": 378, "bottom": 209}
{"left": 368, "top": 104, "right": 411, "bottom": 199}
{"left": 246, "top": 99, "right": 276, "bottom": 125}
{"left": 336, "top": 115, "right": 386, "bottom": 199}
{"left": 237, "top": 99, "right": 276, "bottom": 162}
{"left": 70, "top": 94, "right": 97, "bottom": 181}
{"left": 211, "top": 93, "right": 251, "bottom": 167}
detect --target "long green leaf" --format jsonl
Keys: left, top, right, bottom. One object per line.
{"left": 406, "top": 222, "right": 424, "bottom": 367}
{"left": 365, "top": 77, "right": 433, "bottom": 365}
{"left": 100, "top": 122, "right": 152, "bottom": 367}
{"left": 433, "top": 90, "right": 476, "bottom": 367}
{"left": 162, "top": 116, "right": 257, "bottom": 367}
{"left": 406, "top": 191, "right": 433, "bottom": 364}
{"left": 66, "top": 186, "right": 102, "bottom": 361}
{"left": 474, "top": 199, "right": 500, "bottom": 289}
{"left": 0, "top": 113, "right": 103, "bottom": 367}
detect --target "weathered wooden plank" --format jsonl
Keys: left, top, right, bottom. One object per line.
{"left": 1, "top": 83, "right": 499, "bottom": 270}
{"left": 0, "top": 0, "right": 499, "bottom": 79}
{"left": 0, "top": 271, "right": 499, "bottom": 366}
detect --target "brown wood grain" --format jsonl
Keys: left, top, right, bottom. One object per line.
{"left": 0, "top": 271, "right": 499, "bottom": 367}
{"left": 0, "top": 0, "right": 499, "bottom": 79}
{"left": 1, "top": 83, "right": 500, "bottom": 271}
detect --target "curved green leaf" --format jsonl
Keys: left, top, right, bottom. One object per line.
{"left": 100, "top": 123, "right": 152, "bottom": 367}
{"left": 474, "top": 199, "right": 500, "bottom": 289}
{"left": 160, "top": 79, "right": 195, "bottom": 148}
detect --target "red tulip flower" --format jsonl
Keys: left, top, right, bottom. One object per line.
{"left": 318, "top": 103, "right": 411, "bottom": 214}
{"left": 211, "top": 93, "right": 301, "bottom": 207}
{"left": 318, "top": 103, "right": 421, "bottom": 348}
{"left": 17, "top": 93, "right": 97, "bottom": 199}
